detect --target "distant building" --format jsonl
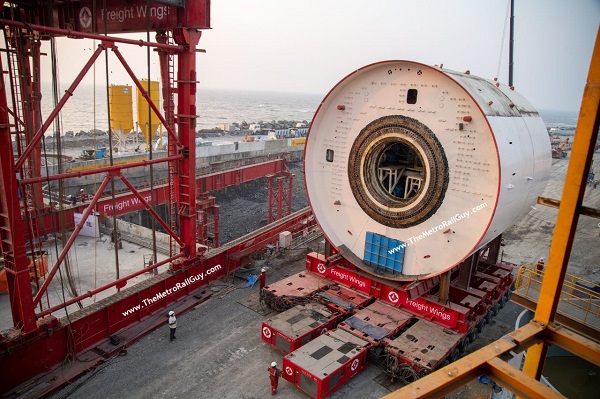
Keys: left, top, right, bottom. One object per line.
{"left": 219, "top": 124, "right": 239, "bottom": 132}
{"left": 249, "top": 123, "right": 261, "bottom": 131}
{"left": 272, "top": 128, "right": 289, "bottom": 138}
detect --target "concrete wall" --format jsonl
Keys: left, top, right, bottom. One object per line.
{"left": 105, "top": 218, "right": 171, "bottom": 246}
{"left": 42, "top": 139, "right": 304, "bottom": 195}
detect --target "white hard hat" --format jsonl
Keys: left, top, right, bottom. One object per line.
{"left": 271, "top": 361, "right": 277, "bottom": 367}
{"left": 261, "top": 268, "right": 266, "bottom": 273}
{"left": 540, "top": 258, "right": 544, "bottom": 261}
{"left": 80, "top": 189, "right": 84, "bottom": 192}
{"left": 169, "top": 311, "right": 174, "bottom": 316}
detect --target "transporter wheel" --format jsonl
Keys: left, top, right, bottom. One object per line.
{"left": 458, "top": 338, "right": 470, "bottom": 353}
{"left": 386, "top": 355, "right": 399, "bottom": 376}
{"left": 485, "top": 311, "right": 494, "bottom": 324}
{"left": 367, "top": 347, "right": 387, "bottom": 367}
{"left": 418, "top": 368, "right": 431, "bottom": 378}
{"left": 468, "top": 329, "right": 479, "bottom": 343}
{"left": 399, "top": 366, "right": 419, "bottom": 384}
{"left": 492, "top": 303, "right": 501, "bottom": 316}
{"left": 439, "top": 359, "right": 450, "bottom": 368}
{"left": 476, "top": 321, "right": 486, "bottom": 333}
{"left": 499, "top": 294, "right": 508, "bottom": 308}
{"left": 272, "top": 297, "right": 291, "bottom": 312}
{"left": 450, "top": 348, "right": 461, "bottom": 363}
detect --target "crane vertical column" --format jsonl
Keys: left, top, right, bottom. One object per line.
{"left": 0, "top": 56, "right": 37, "bottom": 333}
{"left": 173, "top": 27, "right": 201, "bottom": 260}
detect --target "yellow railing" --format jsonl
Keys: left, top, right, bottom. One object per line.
{"left": 515, "top": 263, "right": 600, "bottom": 327}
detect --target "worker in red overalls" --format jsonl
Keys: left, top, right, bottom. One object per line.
{"left": 536, "top": 258, "right": 545, "bottom": 273}
{"left": 259, "top": 268, "right": 267, "bottom": 290}
{"left": 268, "top": 361, "right": 282, "bottom": 395}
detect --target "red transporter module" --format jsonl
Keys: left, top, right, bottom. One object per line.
{"left": 313, "top": 285, "right": 373, "bottom": 313}
{"left": 337, "top": 301, "right": 413, "bottom": 345}
{"left": 384, "top": 318, "right": 466, "bottom": 382}
{"left": 261, "top": 271, "right": 330, "bottom": 312}
{"left": 282, "top": 329, "right": 369, "bottom": 399}
{"left": 261, "top": 302, "right": 342, "bottom": 354}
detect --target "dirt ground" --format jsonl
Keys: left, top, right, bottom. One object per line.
{"left": 213, "top": 160, "right": 308, "bottom": 244}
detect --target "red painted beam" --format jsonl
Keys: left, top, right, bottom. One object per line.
{"left": 0, "top": 208, "right": 314, "bottom": 397}
{"left": 33, "top": 159, "right": 288, "bottom": 236}
{"left": 0, "top": 55, "right": 37, "bottom": 333}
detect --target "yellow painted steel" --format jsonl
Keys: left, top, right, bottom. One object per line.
{"left": 383, "top": 322, "right": 545, "bottom": 398}
{"left": 486, "top": 357, "right": 566, "bottom": 399}
{"left": 109, "top": 85, "right": 134, "bottom": 133}
{"left": 137, "top": 79, "right": 160, "bottom": 148}
{"left": 522, "top": 26, "right": 600, "bottom": 380}
{"left": 544, "top": 323, "right": 600, "bottom": 366}
{"left": 386, "top": 26, "right": 600, "bottom": 399}
{"left": 514, "top": 264, "right": 600, "bottom": 329}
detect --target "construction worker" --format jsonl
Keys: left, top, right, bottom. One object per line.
{"left": 268, "top": 361, "right": 282, "bottom": 395}
{"left": 259, "top": 268, "right": 267, "bottom": 290}
{"left": 168, "top": 310, "right": 177, "bottom": 342}
{"left": 536, "top": 258, "right": 545, "bottom": 273}
{"left": 79, "top": 188, "right": 86, "bottom": 203}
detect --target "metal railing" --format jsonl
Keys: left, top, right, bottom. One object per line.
{"left": 515, "top": 263, "right": 600, "bottom": 327}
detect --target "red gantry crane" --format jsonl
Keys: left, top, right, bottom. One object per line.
{"left": 0, "top": 1, "right": 305, "bottom": 395}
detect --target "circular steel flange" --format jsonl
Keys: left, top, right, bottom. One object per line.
{"left": 348, "top": 115, "right": 449, "bottom": 228}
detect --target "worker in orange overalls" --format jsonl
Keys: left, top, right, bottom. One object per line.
{"left": 259, "top": 268, "right": 267, "bottom": 290}
{"left": 268, "top": 361, "right": 282, "bottom": 395}
{"left": 536, "top": 258, "right": 545, "bottom": 273}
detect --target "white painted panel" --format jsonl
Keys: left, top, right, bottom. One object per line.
{"left": 305, "top": 61, "right": 550, "bottom": 280}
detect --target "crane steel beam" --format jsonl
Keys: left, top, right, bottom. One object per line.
{"left": 15, "top": 44, "right": 105, "bottom": 170}
{"left": 0, "top": 208, "right": 314, "bottom": 397}
{"left": 173, "top": 24, "right": 201, "bottom": 260}
{"left": 32, "top": 174, "right": 112, "bottom": 307}
{"left": 27, "top": 158, "right": 288, "bottom": 238}
{"left": 0, "top": 48, "right": 37, "bottom": 333}
{"left": 522, "top": 25, "right": 600, "bottom": 381}
{"left": 0, "top": 18, "right": 182, "bottom": 49}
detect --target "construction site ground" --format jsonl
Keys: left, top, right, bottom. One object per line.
{"left": 49, "top": 238, "right": 520, "bottom": 399}
{"left": 5, "top": 147, "right": 598, "bottom": 399}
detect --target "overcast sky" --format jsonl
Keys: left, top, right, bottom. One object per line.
{"left": 45, "top": 0, "right": 599, "bottom": 112}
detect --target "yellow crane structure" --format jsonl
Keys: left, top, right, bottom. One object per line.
{"left": 386, "top": 27, "right": 600, "bottom": 399}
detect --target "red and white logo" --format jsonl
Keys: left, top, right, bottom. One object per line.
{"left": 350, "top": 358, "right": 359, "bottom": 371}
{"left": 285, "top": 366, "right": 293, "bottom": 376}
{"left": 388, "top": 291, "right": 400, "bottom": 303}
{"left": 79, "top": 6, "right": 92, "bottom": 29}
{"left": 262, "top": 326, "right": 272, "bottom": 339}
{"left": 317, "top": 263, "right": 327, "bottom": 274}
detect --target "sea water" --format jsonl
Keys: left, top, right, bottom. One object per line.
{"left": 39, "top": 84, "right": 322, "bottom": 135}
{"left": 38, "top": 83, "right": 576, "bottom": 135}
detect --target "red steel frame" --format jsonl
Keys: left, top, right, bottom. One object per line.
{"left": 0, "top": 2, "right": 304, "bottom": 395}
{"left": 304, "top": 252, "right": 514, "bottom": 333}
{"left": 1, "top": 208, "right": 315, "bottom": 396}
{"left": 267, "top": 171, "right": 294, "bottom": 223}
{"left": 25, "top": 159, "right": 288, "bottom": 237}
{"left": 0, "top": 1, "right": 252, "bottom": 395}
